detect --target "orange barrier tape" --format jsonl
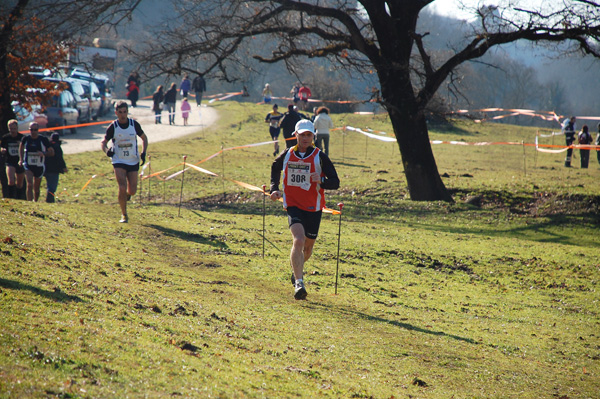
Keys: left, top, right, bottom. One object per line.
{"left": 19, "top": 119, "right": 113, "bottom": 135}
{"left": 74, "top": 173, "right": 106, "bottom": 197}
{"left": 270, "top": 96, "right": 372, "bottom": 105}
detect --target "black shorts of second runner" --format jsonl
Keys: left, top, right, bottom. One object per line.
{"left": 269, "top": 127, "right": 280, "bottom": 140}
{"left": 113, "top": 163, "right": 140, "bottom": 172}
{"left": 6, "top": 163, "right": 25, "bottom": 174}
{"left": 287, "top": 206, "right": 323, "bottom": 239}
{"left": 24, "top": 164, "right": 45, "bottom": 178}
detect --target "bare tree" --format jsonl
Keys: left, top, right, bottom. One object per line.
{"left": 132, "top": 0, "right": 600, "bottom": 201}
{"left": 0, "top": 0, "right": 141, "bottom": 133}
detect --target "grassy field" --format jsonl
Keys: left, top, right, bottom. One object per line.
{"left": 1, "top": 101, "right": 599, "bottom": 398}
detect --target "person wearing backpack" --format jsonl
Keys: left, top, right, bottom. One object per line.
{"left": 578, "top": 125, "right": 593, "bottom": 168}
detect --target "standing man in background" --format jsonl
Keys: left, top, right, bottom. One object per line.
{"left": 298, "top": 84, "right": 312, "bottom": 111}
{"left": 313, "top": 106, "right": 334, "bottom": 155}
{"left": 101, "top": 101, "right": 148, "bottom": 223}
{"left": 562, "top": 116, "right": 576, "bottom": 167}
{"left": 192, "top": 74, "right": 206, "bottom": 106}
{"left": 279, "top": 104, "right": 303, "bottom": 149}
{"left": 577, "top": 124, "right": 592, "bottom": 168}
{"left": 44, "top": 133, "right": 68, "bottom": 203}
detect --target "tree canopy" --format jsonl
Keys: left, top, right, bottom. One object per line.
{"left": 0, "top": 0, "right": 141, "bottom": 133}
{"left": 130, "top": 0, "right": 600, "bottom": 201}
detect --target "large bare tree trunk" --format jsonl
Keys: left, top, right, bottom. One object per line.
{"left": 390, "top": 110, "right": 453, "bottom": 201}
{"left": 380, "top": 70, "right": 453, "bottom": 202}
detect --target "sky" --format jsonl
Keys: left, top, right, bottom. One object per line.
{"left": 426, "top": 0, "right": 550, "bottom": 20}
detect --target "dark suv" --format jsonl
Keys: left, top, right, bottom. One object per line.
{"left": 70, "top": 69, "right": 113, "bottom": 116}
{"left": 43, "top": 77, "right": 91, "bottom": 124}
{"left": 77, "top": 79, "right": 102, "bottom": 120}
{"left": 45, "top": 90, "right": 79, "bottom": 135}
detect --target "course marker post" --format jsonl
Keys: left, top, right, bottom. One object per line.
{"left": 262, "top": 184, "right": 266, "bottom": 258}
{"left": 178, "top": 155, "right": 187, "bottom": 217}
{"left": 342, "top": 127, "right": 346, "bottom": 163}
{"left": 522, "top": 140, "right": 526, "bottom": 176}
{"left": 148, "top": 155, "right": 152, "bottom": 203}
{"left": 138, "top": 169, "right": 143, "bottom": 207}
{"left": 335, "top": 202, "right": 344, "bottom": 295}
{"left": 221, "top": 144, "right": 226, "bottom": 200}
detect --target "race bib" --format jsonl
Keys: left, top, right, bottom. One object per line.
{"left": 287, "top": 161, "right": 311, "bottom": 191}
{"left": 116, "top": 139, "right": 137, "bottom": 161}
{"left": 27, "top": 153, "right": 43, "bottom": 166}
{"left": 8, "top": 143, "right": 19, "bottom": 156}
{"left": 270, "top": 119, "right": 279, "bottom": 128}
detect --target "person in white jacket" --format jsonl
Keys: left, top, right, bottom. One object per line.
{"left": 313, "top": 106, "right": 334, "bottom": 155}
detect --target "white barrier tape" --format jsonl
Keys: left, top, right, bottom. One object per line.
{"left": 345, "top": 126, "right": 397, "bottom": 142}
{"left": 538, "top": 131, "right": 562, "bottom": 138}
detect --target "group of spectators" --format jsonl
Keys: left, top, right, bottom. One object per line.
{"left": 1, "top": 119, "right": 67, "bottom": 202}
{"left": 150, "top": 73, "right": 207, "bottom": 126}
{"left": 561, "top": 116, "right": 600, "bottom": 168}
{"left": 263, "top": 82, "right": 334, "bottom": 157}
{"left": 262, "top": 82, "right": 312, "bottom": 111}
{"left": 265, "top": 103, "right": 334, "bottom": 157}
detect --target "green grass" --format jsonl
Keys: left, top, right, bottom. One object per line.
{"left": 1, "top": 101, "right": 599, "bottom": 398}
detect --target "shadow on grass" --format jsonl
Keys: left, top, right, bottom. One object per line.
{"left": 306, "top": 302, "right": 476, "bottom": 344}
{"left": 428, "top": 120, "right": 477, "bottom": 136}
{"left": 335, "top": 161, "right": 369, "bottom": 168}
{"left": 146, "top": 224, "right": 229, "bottom": 248}
{"left": 393, "top": 213, "right": 596, "bottom": 246}
{"left": 0, "top": 278, "right": 83, "bottom": 303}
{"left": 344, "top": 197, "right": 599, "bottom": 247}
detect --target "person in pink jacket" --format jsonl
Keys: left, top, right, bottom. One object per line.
{"left": 181, "top": 98, "right": 191, "bottom": 126}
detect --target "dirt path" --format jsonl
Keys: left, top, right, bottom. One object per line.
{"left": 60, "top": 99, "right": 218, "bottom": 155}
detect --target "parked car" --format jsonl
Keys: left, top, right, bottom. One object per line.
{"left": 70, "top": 69, "right": 114, "bottom": 116}
{"left": 77, "top": 79, "right": 102, "bottom": 121}
{"left": 44, "top": 89, "right": 80, "bottom": 135}
{"left": 12, "top": 102, "right": 49, "bottom": 133}
{"left": 42, "top": 77, "right": 91, "bottom": 124}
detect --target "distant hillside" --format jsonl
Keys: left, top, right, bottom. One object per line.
{"left": 103, "top": 3, "right": 600, "bottom": 121}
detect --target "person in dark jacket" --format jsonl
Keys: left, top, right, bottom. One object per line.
{"left": 577, "top": 124, "right": 593, "bottom": 168}
{"left": 192, "top": 74, "right": 207, "bottom": 106}
{"left": 180, "top": 74, "right": 191, "bottom": 98}
{"left": 127, "top": 80, "right": 139, "bottom": 108}
{"left": 164, "top": 83, "right": 178, "bottom": 125}
{"left": 152, "top": 85, "right": 164, "bottom": 124}
{"left": 596, "top": 123, "right": 600, "bottom": 166}
{"left": 278, "top": 104, "right": 303, "bottom": 149}
{"left": 44, "top": 133, "right": 67, "bottom": 203}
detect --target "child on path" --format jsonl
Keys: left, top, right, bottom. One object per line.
{"left": 181, "top": 98, "right": 191, "bottom": 126}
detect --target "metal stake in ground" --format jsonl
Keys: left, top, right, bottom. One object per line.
{"left": 148, "top": 155, "right": 152, "bottom": 203}
{"left": 262, "top": 184, "right": 266, "bottom": 258}
{"left": 178, "top": 155, "right": 187, "bottom": 217}
{"left": 335, "top": 202, "right": 344, "bottom": 295}
{"left": 221, "top": 144, "right": 226, "bottom": 200}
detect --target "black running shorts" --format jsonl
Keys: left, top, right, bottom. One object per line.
{"left": 287, "top": 206, "right": 323, "bottom": 239}
{"left": 113, "top": 163, "right": 140, "bottom": 172}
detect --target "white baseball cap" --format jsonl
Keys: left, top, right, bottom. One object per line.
{"left": 294, "top": 119, "right": 315, "bottom": 135}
